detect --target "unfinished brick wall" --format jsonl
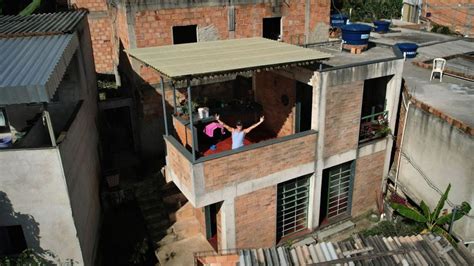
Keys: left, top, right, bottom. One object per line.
{"left": 255, "top": 71, "right": 296, "bottom": 137}
{"left": 133, "top": 0, "right": 330, "bottom": 48}
{"left": 165, "top": 138, "right": 193, "bottom": 193}
{"left": 323, "top": 81, "right": 364, "bottom": 159}
{"left": 235, "top": 186, "right": 277, "bottom": 248}
{"left": 71, "top": 0, "right": 107, "bottom": 11}
{"left": 352, "top": 150, "right": 386, "bottom": 217}
{"left": 422, "top": 0, "right": 473, "bottom": 36}
{"left": 89, "top": 16, "right": 114, "bottom": 73}
{"left": 202, "top": 132, "right": 317, "bottom": 192}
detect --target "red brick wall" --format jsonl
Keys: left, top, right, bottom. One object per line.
{"left": 423, "top": 0, "right": 473, "bottom": 36}
{"left": 202, "top": 132, "right": 317, "bottom": 192}
{"left": 165, "top": 138, "right": 193, "bottom": 193}
{"left": 255, "top": 71, "right": 296, "bottom": 137}
{"left": 324, "top": 81, "right": 364, "bottom": 158}
{"left": 89, "top": 16, "right": 114, "bottom": 73}
{"left": 235, "top": 186, "right": 277, "bottom": 248}
{"left": 352, "top": 150, "right": 386, "bottom": 217}
{"left": 133, "top": 1, "right": 330, "bottom": 48}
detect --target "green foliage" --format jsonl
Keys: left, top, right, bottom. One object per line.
{"left": 431, "top": 24, "right": 456, "bottom": 35}
{"left": 342, "top": 0, "right": 403, "bottom": 22}
{"left": 390, "top": 184, "right": 471, "bottom": 242}
{"left": 0, "top": 249, "right": 57, "bottom": 265}
{"left": 19, "top": 0, "right": 41, "bottom": 16}
{"left": 361, "top": 220, "right": 423, "bottom": 237}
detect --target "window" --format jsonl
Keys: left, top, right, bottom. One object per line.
{"left": 172, "top": 25, "right": 197, "bottom": 44}
{"left": 359, "top": 76, "right": 391, "bottom": 143}
{"left": 0, "top": 225, "right": 27, "bottom": 256}
{"left": 263, "top": 17, "right": 281, "bottom": 40}
{"left": 277, "top": 174, "right": 311, "bottom": 240}
{"left": 320, "top": 161, "right": 354, "bottom": 225}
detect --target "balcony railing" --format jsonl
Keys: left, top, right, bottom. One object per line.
{"left": 359, "top": 110, "right": 389, "bottom": 143}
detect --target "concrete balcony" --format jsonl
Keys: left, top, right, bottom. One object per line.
{"left": 164, "top": 130, "right": 317, "bottom": 207}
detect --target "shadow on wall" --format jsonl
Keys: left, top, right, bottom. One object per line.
{"left": 0, "top": 191, "right": 55, "bottom": 262}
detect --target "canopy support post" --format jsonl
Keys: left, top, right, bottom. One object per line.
{"left": 187, "top": 79, "right": 196, "bottom": 162}
{"left": 160, "top": 76, "right": 169, "bottom": 136}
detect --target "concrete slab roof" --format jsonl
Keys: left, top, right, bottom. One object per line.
{"left": 127, "top": 37, "right": 332, "bottom": 80}
{"left": 402, "top": 39, "right": 474, "bottom": 128}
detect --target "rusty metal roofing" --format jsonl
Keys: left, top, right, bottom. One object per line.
{"left": 0, "top": 34, "right": 79, "bottom": 105}
{"left": 0, "top": 10, "right": 87, "bottom": 38}
{"left": 127, "top": 37, "right": 332, "bottom": 80}
{"left": 234, "top": 234, "right": 474, "bottom": 265}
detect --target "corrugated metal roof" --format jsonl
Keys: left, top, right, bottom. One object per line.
{"left": 0, "top": 34, "right": 79, "bottom": 104}
{"left": 235, "top": 234, "right": 474, "bottom": 265}
{"left": 127, "top": 37, "right": 332, "bottom": 80}
{"left": 0, "top": 10, "right": 87, "bottom": 38}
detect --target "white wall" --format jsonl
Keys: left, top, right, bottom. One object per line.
{"left": 0, "top": 148, "right": 84, "bottom": 264}
{"left": 398, "top": 106, "right": 474, "bottom": 242}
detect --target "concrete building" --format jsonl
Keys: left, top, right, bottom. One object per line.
{"left": 0, "top": 11, "right": 101, "bottom": 264}
{"left": 372, "top": 29, "right": 474, "bottom": 248}
{"left": 125, "top": 33, "right": 404, "bottom": 258}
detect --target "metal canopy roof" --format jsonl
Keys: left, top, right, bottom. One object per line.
{"left": 0, "top": 34, "right": 79, "bottom": 105}
{"left": 127, "top": 37, "right": 332, "bottom": 80}
{"left": 0, "top": 10, "right": 87, "bottom": 38}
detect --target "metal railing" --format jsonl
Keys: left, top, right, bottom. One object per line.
{"left": 359, "top": 110, "right": 389, "bottom": 143}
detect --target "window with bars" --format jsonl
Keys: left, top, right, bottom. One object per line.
{"left": 324, "top": 161, "right": 354, "bottom": 222}
{"left": 276, "top": 174, "right": 311, "bottom": 240}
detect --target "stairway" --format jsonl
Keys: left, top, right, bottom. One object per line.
{"left": 134, "top": 177, "right": 170, "bottom": 244}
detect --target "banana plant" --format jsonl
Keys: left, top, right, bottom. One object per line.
{"left": 390, "top": 184, "right": 471, "bottom": 242}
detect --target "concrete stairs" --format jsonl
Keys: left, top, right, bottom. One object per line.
{"left": 315, "top": 220, "right": 356, "bottom": 241}
{"left": 134, "top": 177, "right": 170, "bottom": 244}
{"left": 156, "top": 202, "right": 213, "bottom": 265}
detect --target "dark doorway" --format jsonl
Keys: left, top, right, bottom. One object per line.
{"left": 319, "top": 161, "right": 354, "bottom": 226}
{"left": 295, "top": 82, "right": 313, "bottom": 132}
{"left": 0, "top": 225, "right": 27, "bottom": 256}
{"left": 263, "top": 17, "right": 281, "bottom": 40}
{"left": 205, "top": 202, "right": 221, "bottom": 251}
{"left": 172, "top": 25, "right": 197, "bottom": 44}
{"left": 103, "top": 106, "right": 134, "bottom": 153}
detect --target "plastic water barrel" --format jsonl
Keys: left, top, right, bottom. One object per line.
{"left": 341, "top": 24, "right": 373, "bottom": 45}
{"left": 330, "top": 14, "right": 348, "bottom": 28}
{"left": 373, "top": 20, "right": 391, "bottom": 32}
{"left": 396, "top": 43, "right": 419, "bottom": 58}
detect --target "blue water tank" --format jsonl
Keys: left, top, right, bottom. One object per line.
{"left": 341, "top": 24, "right": 372, "bottom": 45}
{"left": 330, "top": 14, "right": 348, "bottom": 28}
{"left": 373, "top": 20, "right": 391, "bottom": 32}
{"left": 396, "top": 43, "right": 419, "bottom": 58}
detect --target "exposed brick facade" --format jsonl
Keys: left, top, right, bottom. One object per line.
{"left": 88, "top": 16, "right": 114, "bottom": 73}
{"left": 352, "top": 150, "right": 386, "bottom": 217}
{"left": 323, "top": 81, "right": 364, "bottom": 158}
{"left": 422, "top": 0, "right": 474, "bottom": 37}
{"left": 255, "top": 71, "right": 296, "bottom": 137}
{"left": 202, "top": 132, "right": 317, "bottom": 192}
{"left": 165, "top": 138, "right": 193, "bottom": 193}
{"left": 235, "top": 186, "right": 277, "bottom": 248}
{"left": 71, "top": 0, "right": 107, "bottom": 12}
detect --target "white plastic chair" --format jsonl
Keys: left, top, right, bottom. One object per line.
{"left": 430, "top": 58, "right": 446, "bottom": 82}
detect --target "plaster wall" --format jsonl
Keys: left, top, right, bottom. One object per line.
{"left": 0, "top": 148, "right": 84, "bottom": 264}
{"left": 397, "top": 106, "right": 474, "bottom": 242}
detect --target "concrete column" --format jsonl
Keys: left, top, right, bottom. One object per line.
{"left": 309, "top": 72, "right": 328, "bottom": 228}
{"left": 220, "top": 199, "right": 236, "bottom": 249}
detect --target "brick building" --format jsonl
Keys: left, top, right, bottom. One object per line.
{"left": 68, "top": 0, "right": 331, "bottom": 73}
{"left": 127, "top": 37, "right": 405, "bottom": 252}
{"left": 422, "top": 0, "right": 474, "bottom": 37}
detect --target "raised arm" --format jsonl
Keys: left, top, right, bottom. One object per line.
{"left": 215, "top": 115, "right": 233, "bottom": 132}
{"left": 244, "top": 116, "right": 264, "bottom": 134}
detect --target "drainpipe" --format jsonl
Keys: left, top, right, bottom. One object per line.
{"left": 394, "top": 93, "right": 410, "bottom": 192}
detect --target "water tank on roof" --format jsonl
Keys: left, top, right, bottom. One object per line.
{"left": 373, "top": 20, "right": 391, "bottom": 33}
{"left": 330, "top": 14, "right": 348, "bottom": 28}
{"left": 396, "top": 43, "right": 419, "bottom": 58}
{"left": 341, "top": 24, "right": 372, "bottom": 45}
